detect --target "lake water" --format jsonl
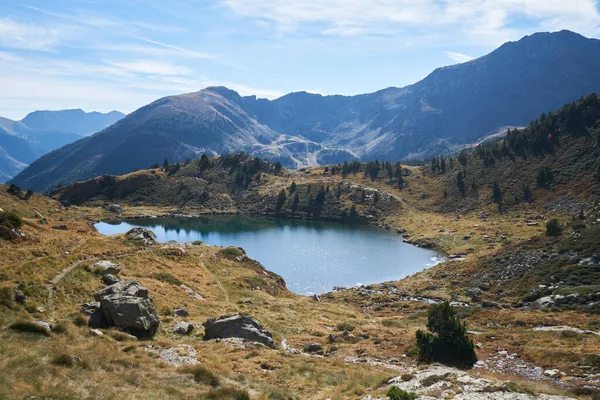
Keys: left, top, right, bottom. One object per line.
{"left": 95, "top": 216, "right": 441, "bottom": 295}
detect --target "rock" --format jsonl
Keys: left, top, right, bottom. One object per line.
{"left": 532, "top": 295, "right": 565, "bottom": 310}
{"left": 174, "top": 308, "right": 189, "bottom": 317}
{"left": 312, "top": 294, "right": 321, "bottom": 302}
{"left": 13, "top": 288, "right": 26, "bottom": 304}
{"left": 89, "top": 328, "right": 104, "bottom": 336}
{"left": 303, "top": 343, "right": 323, "bottom": 353}
{"left": 80, "top": 301, "right": 101, "bottom": 316}
{"left": 98, "top": 295, "right": 160, "bottom": 338}
{"left": 34, "top": 320, "right": 51, "bottom": 331}
{"left": 174, "top": 247, "right": 186, "bottom": 256}
{"left": 35, "top": 307, "right": 45, "bottom": 313}
{"left": 173, "top": 321, "right": 194, "bottom": 335}
{"left": 51, "top": 225, "right": 69, "bottom": 230}
{"left": 102, "top": 274, "right": 120, "bottom": 285}
{"left": 126, "top": 228, "right": 157, "bottom": 245}
{"left": 203, "top": 315, "right": 275, "bottom": 348}
{"left": 94, "top": 280, "right": 148, "bottom": 301}
{"left": 328, "top": 333, "right": 336, "bottom": 343}
{"left": 105, "top": 204, "right": 123, "bottom": 214}
{"left": 92, "top": 260, "right": 121, "bottom": 276}
{"left": 91, "top": 280, "right": 159, "bottom": 338}
{"left": 544, "top": 369, "right": 560, "bottom": 378}
{"left": 466, "top": 287, "right": 484, "bottom": 298}
{"left": 144, "top": 345, "right": 199, "bottom": 366}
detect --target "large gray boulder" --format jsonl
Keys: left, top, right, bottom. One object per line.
{"left": 203, "top": 315, "right": 275, "bottom": 348}
{"left": 99, "top": 295, "right": 159, "bottom": 338}
{"left": 92, "top": 260, "right": 121, "bottom": 275}
{"left": 94, "top": 280, "right": 148, "bottom": 300}
{"left": 90, "top": 280, "right": 159, "bottom": 338}
{"left": 173, "top": 321, "right": 194, "bottom": 335}
{"left": 126, "top": 228, "right": 157, "bottom": 245}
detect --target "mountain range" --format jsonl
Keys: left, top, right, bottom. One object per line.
{"left": 0, "top": 109, "right": 124, "bottom": 183}
{"left": 10, "top": 30, "right": 600, "bottom": 193}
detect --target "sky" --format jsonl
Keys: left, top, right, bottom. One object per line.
{"left": 0, "top": 0, "right": 599, "bottom": 120}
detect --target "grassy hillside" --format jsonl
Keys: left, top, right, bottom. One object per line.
{"left": 2, "top": 95, "right": 600, "bottom": 398}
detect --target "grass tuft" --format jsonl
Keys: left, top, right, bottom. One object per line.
{"left": 9, "top": 320, "right": 50, "bottom": 336}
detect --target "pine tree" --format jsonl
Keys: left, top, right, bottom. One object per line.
{"left": 492, "top": 181, "right": 502, "bottom": 207}
{"left": 456, "top": 172, "right": 466, "bottom": 197}
{"left": 163, "top": 158, "right": 169, "bottom": 170}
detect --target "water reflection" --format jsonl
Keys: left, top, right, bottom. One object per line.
{"left": 96, "top": 216, "right": 440, "bottom": 295}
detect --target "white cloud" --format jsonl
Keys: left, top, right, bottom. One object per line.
{"left": 107, "top": 60, "right": 195, "bottom": 76}
{"left": 444, "top": 51, "right": 475, "bottom": 63}
{"left": 0, "top": 18, "right": 61, "bottom": 51}
{"left": 219, "top": 0, "right": 600, "bottom": 44}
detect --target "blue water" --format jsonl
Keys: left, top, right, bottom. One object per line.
{"left": 95, "top": 216, "right": 441, "bottom": 295}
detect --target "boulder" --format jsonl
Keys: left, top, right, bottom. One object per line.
{"left": 203, "top": 315, "right": 275, "bottom": 348}
{"left": 92, "top": 260, "right": 121, "bottom": 276}
{"left": 102, "top": 274, "right": 120, "bottom": 285}
{"left": 174, "top": 308, "right": 189, "bottom": 317}
{"left": 105, "top": 204, "right": 123, "bottom": 214}
{"left": 126, "top": 228, "right": 157, "bottom": 245}
{"left": 94, "top": 280, "right": 148, "bottom": 301}
{"left": 80, "top": 301, "right": 101, "bottom": 316}
{"left": 13, "top": 288, "right": 26, "bottom": 304}
{"left": 90, "top": 280, "right": 159, "bottom": 338}
{"left": 173, "top": 321, "right": 194, "bottom": 335}
{"left": 303, "top": 343, "right": 323, "bottom": 353}
{"left": 98, "top": 295, "right": 159, "bottom": 338}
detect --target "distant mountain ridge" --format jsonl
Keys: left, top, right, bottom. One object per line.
{"left": 0, "top": 109, "right": 124, "bottom": 182}
{"left": 11, "top": 30, "right": 600, "bottom": 193}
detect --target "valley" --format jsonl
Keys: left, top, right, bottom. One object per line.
{"left": 1, "top": 94, "right": 600, "bottom": 399}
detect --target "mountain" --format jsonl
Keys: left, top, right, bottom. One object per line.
{"left": 0, "top": 109, "right": 124, "bottom": 182}
{"left": 11, "top": 30, "right": 600, "bottom": 193}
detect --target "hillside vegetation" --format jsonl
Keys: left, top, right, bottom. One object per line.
{"left": 2, "top": 95, "right": 600, "bottom": 399}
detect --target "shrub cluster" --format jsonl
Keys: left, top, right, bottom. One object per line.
{"left": 415, "top": 301, "right": 477, "bottom": 369}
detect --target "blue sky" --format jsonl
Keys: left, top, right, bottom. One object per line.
{"left": 0, "top": 0, "right": 599, "bottom": 119}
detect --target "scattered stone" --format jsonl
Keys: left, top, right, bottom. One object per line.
{"left": 126, "top": 228, "right": 157, "bottom": 245}
{"left": 180, "top": 285, "right": 204, "bottom": 301}
{"left": 174, "top": 247, "right": 186, "bottom": 256}
{"left": 203, "top": 315, "right": 275, "bottom": 348}
{"left": 51, "top": 225, "right": 69, "bottom": 230}
{"left": 91, "top": 260, "right": 121, "bottom": 276}
{"left": 240, "top": 298, "right": 253, "bottom": 305}
{"left": 144, "top": 345, "right": 200, "bottom": 366}
{"left": 13, "top": 288, "right": 26, "bottom": 304}
{"left": 89, "top": 328, "right": 104, "bottom": 336}
{"left": 102, "top": 273, "right": 120, "bottom": 285}
{"left": 173, "top": 322, "right": 194, "bottom": 335}
{"left": 35, "top": 307, "right": 45, "bottom": 313}
{"left": 105, "top": 204, "right": 123, "bottom": 214}
{"left": 174, "top": 308, "right": 189, "bottom": 317}
{"left": 312, "top": 294, "right": 321, "bottom": 302}
{"left": 34, "top": 320, "right": 51, "bottom": 331}
{"left": 544, "top": 369, "right": 560, "bottom": 378}
{"left": 303, "top": 343, "right": 323, "bottom": 354}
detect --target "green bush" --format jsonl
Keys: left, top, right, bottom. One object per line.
{"left": 415, "top": 301, "right": 477, "bottom": 369}
{"left": 546, "top": 219, "right": 563, "bottom": 237}
{"left": 218, "top": 247, "right": 244, "bottom": 259}
{"left": 192, "top": 367, "right": 220, "bottom": 387}
{"left": 154, "top": 272, "right": 183, "bottom": 286}
{"left": 0, "top": 211, "right": 23, "bottom": 229}
{"left": 387, "top": 386, "right": 417, "bottom": 400}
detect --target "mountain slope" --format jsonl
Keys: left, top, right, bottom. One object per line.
{"left": 11, "top": 30, "right": 600, "bottom": 192}
{"left": 0, "top": 110, "right": 125, "bottom": 183}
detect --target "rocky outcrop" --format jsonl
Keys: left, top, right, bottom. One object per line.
{"left": 102, "top": 274, "right": 119, "bottom": 285}
{"left": 87, "top": 280, "right": 159, "bottom": 338}
{"left": 203, "top": 315, "right": 275, "bottom": 348}
{"left": 126, "top": 228, "right": 157, "bottom": 245}
{"left": 91, "top": 260, "right": 121, "bottom": 275}
{"left": 172, "top": 321, "right": 194, "bottom": 335}
{"left": 381, "top": 365, "right": 576, "bottom": 400}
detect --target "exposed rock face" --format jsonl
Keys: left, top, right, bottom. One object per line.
{"left": 105, "top": 204, "right": 122, "bottom": 214}
{"left": 144, "top": 345, "right": 199, "bottom": 366}
{"left": 94, "top": 280, "right": 148, "bottom": 300}
{"left": 172, "top": 322, "right": 194, "bottom": 335}
{"left": 384, "top": 365, "right": 576, "bottom": 400}
{"left": 92, "top": 260, "right": 121, "bottom": 276}
{"left": 203, "top": 315, "right": 275, "bottom": 348}
{"left": 89, "top": 280, "right": 159, "bottom": 338}
{"left": 126, "top": 228, "right": 157, "bottom": 245}
{"left": 102, "top": 273, "right": 120, "bottom": 285}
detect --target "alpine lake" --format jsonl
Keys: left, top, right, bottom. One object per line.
{"left": 95, "top": 216, "right": 442, "bottom": 295}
